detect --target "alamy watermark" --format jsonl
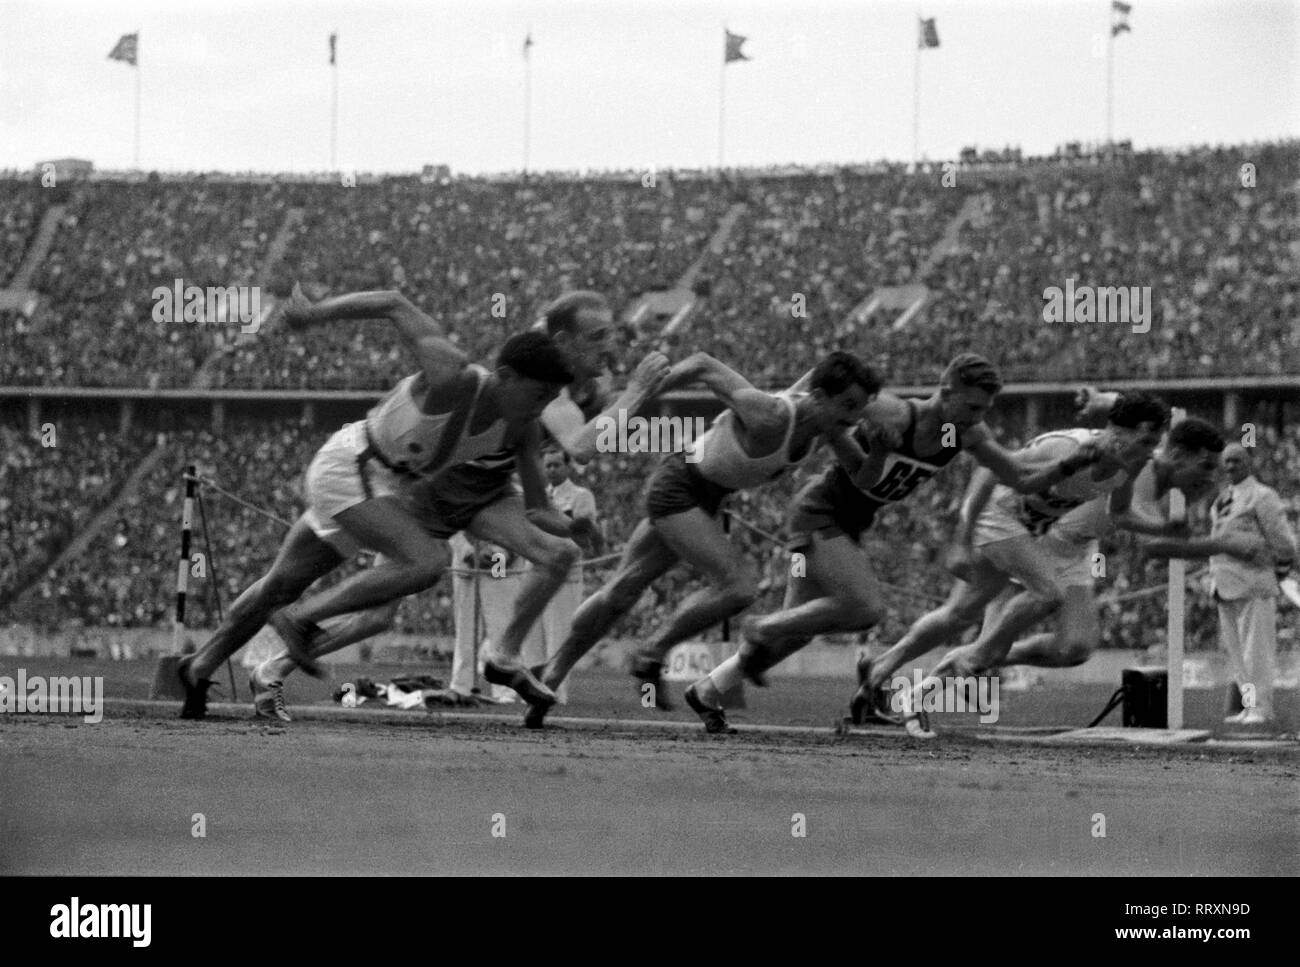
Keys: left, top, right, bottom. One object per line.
{"left": 50, "top": 897, "right": 150, "bottom": 947}
{"left": 151, "top": 280, "right": 265, "bottom": 334}
{"left": 0, "top": 669, "right": 103, "bottom": 723}
{"left": 891, "top": 670, "right": 1000, "bottom": 724}
{"left": 594, "top": 408, "right": 708, "bottom": 462}
{"left": 1042, "top": 278, "right": 1152, "bottom": 334}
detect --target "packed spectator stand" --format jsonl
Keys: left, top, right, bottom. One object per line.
{"left": 2, "top": 142, "right": 1296, "bottom": 650}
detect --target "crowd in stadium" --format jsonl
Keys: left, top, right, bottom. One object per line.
{"left": 1, "top": 143, "right": 1297, "bottom": 652}
{"left": 5, "top": 400, "right": 1295, "bottom": 656}
{"left": 0, "top": 186, "right": 41, "bottom": 287}
{"left": 0, "top": 415, "right": 152, "bottom": 608}
{"left": 1, "top": 143, "right": 1295, "bottom": 391}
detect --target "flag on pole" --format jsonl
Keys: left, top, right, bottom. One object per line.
{"left": 918, "top": 18, "right": 940, "bottom": 49}
{"left": 108, "top": 33, "right": 138, "bottom": 66}
{"left": 724, "top": 30, "right": 750, "bottom": 63}
{"left": 1111, "top": 2, "right": 1132, "bottom": 36}
{"left": 523, "top": 32, "right": 534, "bottom": 59}
{"left": 329, "top": 32, "right": 337, "bottom": 65}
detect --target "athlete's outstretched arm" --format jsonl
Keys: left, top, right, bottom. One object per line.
{"left": 943, "top": 465, "right": 998, "bottom": 581}
{"left": 954, "top": 465, "right": 997, "bottom": 546}
{"left": 785, "top": 368, "right": 816, "bottom": 394}
{"left": 1106, "top": 473, "right": 1186, "bottom": 537}
{"left": 659, "top": 352, "right": 784, "bottom": 432}
{"left": 965, "top": 426, "right": 1100, "bottom": 493}
{"left": 516, "top": 422, "right": 583, "bottom": 538}
{"left": 827, "top": 420, "right": 902, "bottom": 491}
{"left": 541, "top": 352, "right": 671, "bottom": 463}
{"left": 281, "top": 283, "right": 468, "bottom": 387}
{"left": 1140, "top": 532, "right": 1269, "bottom": 563}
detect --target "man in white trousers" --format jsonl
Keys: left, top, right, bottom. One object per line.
{"left": 448, "top": 533, "right": 532, "bottom": 702}
{"left": 525, "top": 446, "right": 603, "bottom": 704}
{"left": 1210, "top": 443, "right": 1296, "bottom": 726}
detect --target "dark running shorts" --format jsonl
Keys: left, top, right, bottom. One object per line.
{"left": 644, "top": 453, "right": 734, "bottom": 521}
{"left": 786, "top": 467, "right": 881, "bottom": 551}
{"left": 403, "top": 461, "right": 520, "bottom": 540}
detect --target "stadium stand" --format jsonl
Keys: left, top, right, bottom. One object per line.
{"left": 1, "top": 144, "right": 1296, "bottom": 646}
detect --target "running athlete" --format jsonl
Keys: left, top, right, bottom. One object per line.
{"left": 243, "top": 290, "right": 671, "bottom": 720}
{"left": 951, "top": 402, "right": 1263, "bottom": 686}
{"left": 685, "top": 354, "right": 1103, "bottom": 733}
{"left": 177, "top": 286, "right": 581, "bottom": 719}
{"left": 525, "top": 350, "right": 881, "bottom": 730}
{"left": 856, "top": 392, "right": 1175, "bottom": 733}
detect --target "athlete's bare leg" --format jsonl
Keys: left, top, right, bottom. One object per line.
{"left": 466, "top": 494, "right": 581, "bottom": 665}
{"left": 984, "top": 585, "right": 1101, "bottom": 668}
{"left": 539, "top": 517, "right": 679, "bottom": 690}
{"left": 258, "top": 601, "right": 398, "bottom": 683}
{"left": 740, "top": 530, "right": 885, "bottom": 674}
{"left": 259, "top": 497, "right": 579, "bottom": 700}
{"left": 866, "top": 570, "right": 1008, "bottom": 692}
{"left": 283, "top": 497, "right": 450, "bottom": 627}
{"left": 635, "top": 508, "right": 760, "bottom": 665}
{"left": 930, "top": 588, "right": 1058, "bottom": 678}
{"left": 188, "top": 515, "right": 343, "bottom": 682}
{"left": 868, "top": 535, "right": 1065, "bottom": 690}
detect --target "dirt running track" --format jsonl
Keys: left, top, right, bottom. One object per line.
{"left": 2, "top": 709, "right": 1296, "bottom": 876}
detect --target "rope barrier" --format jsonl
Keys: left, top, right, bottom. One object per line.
{"left": 187, "top": 473, "right": 1193, "bottom": 605}
{"left": 724, "top": 508, "right": 946, "bottom": 605}
{"left": 185, "top": 473, "right": 294, "bottom": 528}
{"left": 188, "top": 470, "right": 624, "bottom": 576}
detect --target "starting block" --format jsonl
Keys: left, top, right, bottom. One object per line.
{"left": 1122, "top": 666, "right": 1168, "bottom": 728}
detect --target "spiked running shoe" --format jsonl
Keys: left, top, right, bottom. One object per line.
{"left": 523, "top": 664, "right": 553, "bottom": 729}
{"left": 629, "top": 655, "right": 672, "bottom": 710}
{"left": 523, "top": 701, "right": 549, "bottom": 730}
{"left": 177, "top": 656, "right": 215, "bottom": 720}
{"left": 897, "top": 680, "right": 936, "bottom": 740}
{"left": 250, "top": 672, "right": 292, "bottom": 723}
{"left": 849, "top": 654, "right": 875, "bottom": 724}
{"left": 849, "top": 657, "right": 903, "bottom": 725}
{"left": 483, "top": 657, "right": 557, "bottom": 707}
{"left": 684, "top": 681, "right": 737, "bottom": 735}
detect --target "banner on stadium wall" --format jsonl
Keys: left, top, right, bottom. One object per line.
{"left": 662, "top": 641, "right": 718, "bottom": 681}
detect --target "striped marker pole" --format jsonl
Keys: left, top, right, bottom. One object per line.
{"left": 1166, "top": 409, "right": 1187, "bottom": 730}
{"left": 173, "top": 464, "right": 196, "bottom": 654}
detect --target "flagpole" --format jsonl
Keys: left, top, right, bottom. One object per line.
{"left": 1106, "top": 20, "right": 1115, "bottom": 150}
{"left": 718, "top": 26, "right": 727, "bottom": 168}
{"left": 524, "top": 29, "right": 533, "bottom": 174}
{"left": 912, "top": 19, "right": 920, "bottom": 171}
{"left": 718, "top": 61, "right": 726, "bottom": 168}
{"left": 134, "top": 40, "right": 141, "bottom": 170}
{"left": 330, "top": 35, "right": 339, "bottom": 170}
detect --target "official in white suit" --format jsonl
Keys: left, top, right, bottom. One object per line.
{"left": 1210, "top": 444, "right": 1296, "bottom": 725}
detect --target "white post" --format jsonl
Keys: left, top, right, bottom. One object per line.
{"left": 1166, "top": 407, "right": 1187, "bottom": 730}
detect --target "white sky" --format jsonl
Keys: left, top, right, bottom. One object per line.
{"left": 2, "top": 0, "right": 1296, "bottom": 174}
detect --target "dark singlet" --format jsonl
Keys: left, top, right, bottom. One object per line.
{"left": 793, "top": 400, "right": 966, "bottom": 542}
{"left": 843, "top": 400, "right": 964, "bottom": 509}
